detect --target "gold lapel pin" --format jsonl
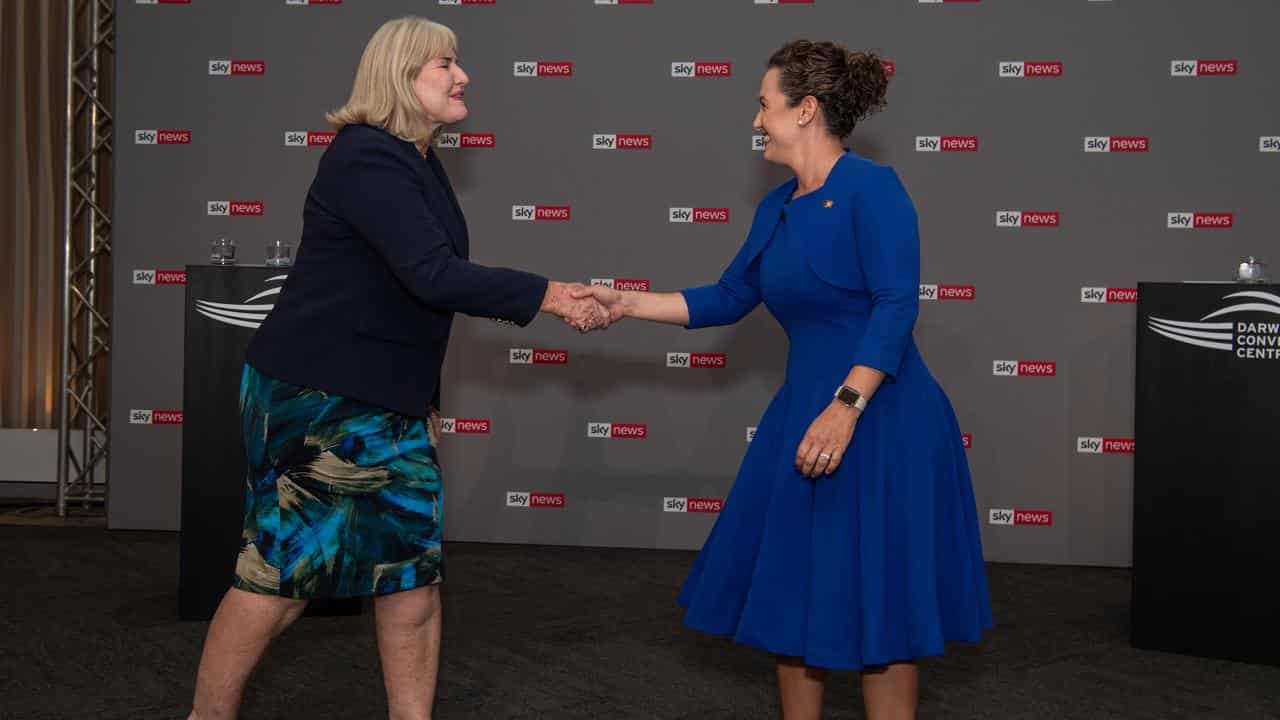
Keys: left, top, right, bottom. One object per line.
{"left": 823, "top": 199, "right": 834, "bottom": 209}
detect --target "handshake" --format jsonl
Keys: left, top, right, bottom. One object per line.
{"left": 541, "top": 281, "right": 625, "bottom": 333}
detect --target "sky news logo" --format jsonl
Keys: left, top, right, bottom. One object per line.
{"left": 916, "top": 136, "right": 978, "bottom": 152}
{"left": 996, "top": 211, "right": 1060, "bottom": 228}
{"left": 208, "top": 60, "right": 265, "bottom": 76}
{"left": 509, "top": 348, "right": 569, "bottom": 365}
{"left": 670, "top": 207, "right": 729, "bottom": 223}
{"left": 587, "top": 422, "right": 648, "bottom": 439}
{"left": 1077, "top": 437, "right": 1135, "bottom": 454}
{"left": 993, "top": 360, "right": 1057, "bottom": 377}
{"left": 208, "top": 201, "right": 264, "bottom": 217}
{"left": 512, "top": 205, "right": 570, "bottom": 221}
{"left": 591, "top": 278, "right": 650, "bottom": 291}
{"left": 132, "top": 269, "right": 186, "bottom": 285}
{"left": 439, "top": 418, "right": 491, "bottom": 434}
{"left": 919, "top": 284, "right": 976, "bottom": 301}
{"left": 666, "top": 352, "right": 728, "bottom": 369}
{"left": 882, "top": 60, "right": 896, "bottom": 77}
{"left": 1085, "top": 136, "right": 1149, "bottom": 152}
{"left": 1080, "top": 287, "right": 1138, "bottom": 303}
{"left": 989, "top": 509, "right": 1053, "bottom": 526}
{"left": 746, "top": 426, "right": 757, "bottom": 443}
{"left": 663, "top": 497, "right": 724, "bottom": 513}
{"left": 962, "top": 433, "right": 972, "bottom": 449}
{"left": 999, "top": 61, "right": 1063, "bottom": 78}
{"left": 135, "top": 129, "right": 190, "bottom": 145}
{"left": 1261, "top": 137, "right": 1280, "bottom": 153}
{"left": 671, "top": 61, "right": 732, "bottom": 78}
{"left": 130, "top": 409, "right": 184, "bottom": 425}
{"left": 593, "top": 133, "right": 652, "bottom": 150}
{"left": 1170, "top": 60, "right": 1238, "bottom": 77}
{"left": 437, "top": 132, "right": 495, "bottom": 149}
{"left": 284, "top": 131, "right": 336, "bottom": 147}
{"left": 513, "top": 61, "right": 573, "bottom": 77}
{"left": 505, "top": 491, "right": 565, "bottom": 508}
{"left": 1167, "top": 212, "right": 1234, "bottom": 230}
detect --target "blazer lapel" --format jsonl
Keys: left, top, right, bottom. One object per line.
{"left": 740, "top": 179, "right": 795, "bottom": 268}
{"left": 421, "top": 148, "right": 470, "bottom": 258}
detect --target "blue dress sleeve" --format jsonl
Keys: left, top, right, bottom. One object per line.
{"left": 680, "top": 232, "right": 764, "bottom": 329}
{"left": 848, "top": 167, "right": 921, "bottom": 381}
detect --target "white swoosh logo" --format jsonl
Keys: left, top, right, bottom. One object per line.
{"left": 197, "top": 275, "right": 287, "bottom": 330}
{"left": 1149, "top": 290, "right": 1280, "bottom": 353}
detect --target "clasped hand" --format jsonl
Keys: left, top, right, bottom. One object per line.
{"left": 544, "top": 282, "right": 626, "bottom": 333}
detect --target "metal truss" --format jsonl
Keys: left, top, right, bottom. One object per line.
{"left": 57, "top": 0, "right": 114, "bottom": 517}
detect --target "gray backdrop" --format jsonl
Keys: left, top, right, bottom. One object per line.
{"left": 111, "top": 0, "right": 1277, "bottom": 567}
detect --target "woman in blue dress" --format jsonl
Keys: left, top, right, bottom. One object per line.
{"left": 579, "top": 40, "right": 992, "bottom": 719}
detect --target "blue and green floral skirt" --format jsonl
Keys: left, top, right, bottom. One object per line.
{"left": 233, "top": 364, "right": 443, "bottom": 599}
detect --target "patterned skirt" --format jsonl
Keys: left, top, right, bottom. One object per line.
{"left": 233, "top": 364, "right": 443, "bottom": 599}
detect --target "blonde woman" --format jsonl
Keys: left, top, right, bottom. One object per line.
{"left": 187, "top": 17, "right": 604, "bottom": 720}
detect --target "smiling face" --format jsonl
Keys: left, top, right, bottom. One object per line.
{"left": 753, "top": 67, "right": 810, "bottom": 166}
{"left": 413, "top": 52, "right": 469, "bottom": 126}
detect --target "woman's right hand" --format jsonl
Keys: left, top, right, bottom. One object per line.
{"left": 571, "top": 284, "right": 627, "bottom": 324}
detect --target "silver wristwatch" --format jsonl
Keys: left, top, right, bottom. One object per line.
{"left": 833, "top": 385, "right": 868, "bottom": 412}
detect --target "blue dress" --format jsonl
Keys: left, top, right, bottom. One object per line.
{"left": 678, "top": 153, "right": 992, "bottom": 670}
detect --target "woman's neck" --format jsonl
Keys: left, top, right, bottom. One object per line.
{"left": 791, "top": 140, "right": 846, "bottom": 196}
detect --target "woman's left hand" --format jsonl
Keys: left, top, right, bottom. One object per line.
{"left": 428, "top": 406, "right": 442, "bottom": 447}
{"left": 796, "top": 402, "right": 860, "bottom": 478}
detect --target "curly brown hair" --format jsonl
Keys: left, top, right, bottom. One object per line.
{"left": 767, "top": 40, "right": 888, "bottom": 138}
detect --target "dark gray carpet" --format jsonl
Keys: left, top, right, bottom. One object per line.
{"left": 0, "top": 527, "right": 1276, "bottom": 719}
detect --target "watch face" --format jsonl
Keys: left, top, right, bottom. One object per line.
{"left": 837, "top": 387, "right": 861, "bottom": 406}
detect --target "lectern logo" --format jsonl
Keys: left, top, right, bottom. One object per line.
{"left": 194, "top": 274, "right": 287, "bottom": 330}
{"left": 1148, "top": 291, "right": 1280, "bottom": 361}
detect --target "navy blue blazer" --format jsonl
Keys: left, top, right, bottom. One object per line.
{"left": 246, "top": 123, "right": 549, "bottom": 417}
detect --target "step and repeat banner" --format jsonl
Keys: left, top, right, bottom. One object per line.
{"left": 112, "top": 0, "right": 1276, "bottom": 566}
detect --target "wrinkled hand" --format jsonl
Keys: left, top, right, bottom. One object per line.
{"left": 796, "top": 402, "right": 860, "bottom": 478}
{"left": 570, "top": 284, "right": 626, "bottom": 324}
{"left": 543, "top": 281, "right": 610, "bottom": 333}
{"left": 428, "top": 406, "right": 442, "bottom": 447}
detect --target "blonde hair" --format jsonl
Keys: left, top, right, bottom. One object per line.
{"left": 327, "top": 17, "right": 458, "bottom": 146}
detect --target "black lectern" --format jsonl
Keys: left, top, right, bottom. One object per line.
{"left": 179, "top": 265, "right": 360, "bottom": 620}
{"left": 1133, "top": 282, "right": 1280, "bottom": 666}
